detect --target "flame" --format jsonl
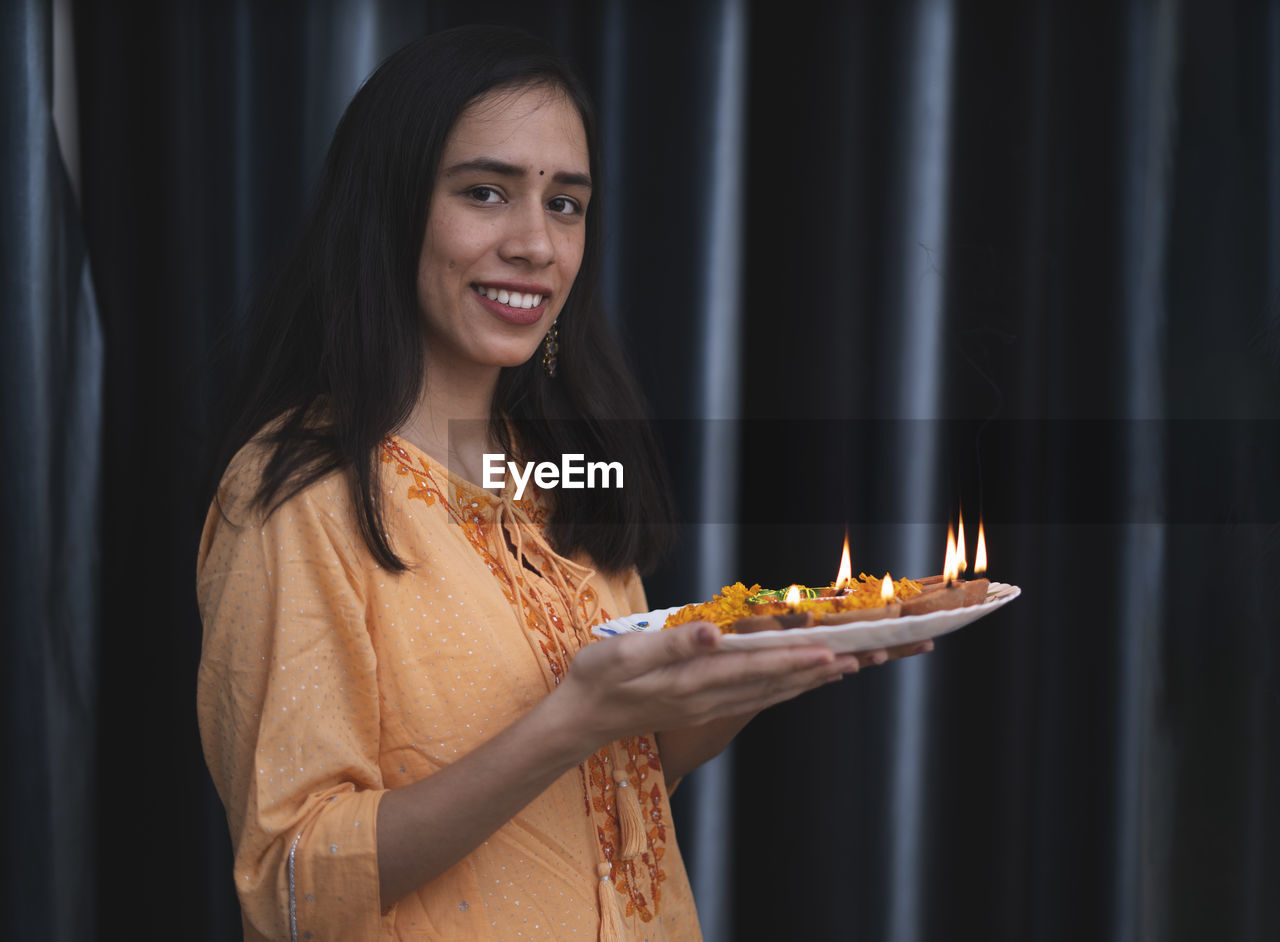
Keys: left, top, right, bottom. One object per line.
{"left": 956, "top": 508, "right": 968, "bottom": 576}
{"left": 880, "top": 574, "right": 894, "bottom": 602}
{"left": 943, "top": 523, "right": 960, "bottom": 583}
{"left": 974, "top": 519, "right": 988, "bottom": 574}
{"left": 835, "top": 530, "right": 852, "bottom": 589}
{"left": 784, "top": 584, "right": 802, "bottom": 605}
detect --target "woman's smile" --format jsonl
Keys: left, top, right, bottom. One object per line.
{"left": 469, "top": 280, "right": 551, "bottom": 324}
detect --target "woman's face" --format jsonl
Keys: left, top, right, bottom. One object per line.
{"left": 417, "top": 83, "right": 591, "bottom": 385}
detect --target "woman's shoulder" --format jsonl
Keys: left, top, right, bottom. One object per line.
{"left": 210, "top": 427, "right": 352, "bottom": 532}
{"left": 212, "top": 436, "right": 271, "bottom": 523}
{"left": 199, "top": 438, "right": 371, "bottom": 594}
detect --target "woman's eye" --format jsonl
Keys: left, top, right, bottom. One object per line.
{"left": 548, "top": 196, "right": 582, "bottom": 216}
{"left": 468, "top": 186, "right": 503, "bottom": 204}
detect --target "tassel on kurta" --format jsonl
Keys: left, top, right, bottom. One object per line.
{"left": 612, "top": 769, "right": 647, "bottom": 859}
{"left": 597, "top": 862, "right": 626, "bottom": 942}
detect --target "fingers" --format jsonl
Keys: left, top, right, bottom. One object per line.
{"left": 844, "top": 639, "right": 936, "bottom": 667}
{"left": 689, "top": 644, "right": 838, "bottom": 691}
{"left": 880, "top": 639, "right": 934, "bottom": 661}
{"left": 635, "top": 644, "right": 841, "bottom": 723}
{"left": 691, "top": 649, "right": 855, "bottom": 708}
{"left": 702, "top": 641, "right": 936, "bottom": 721}
{"left": 707, "top": 655, "right": 858, "bottom": 719}
{"left": 651, "top": 621, "right": 721, "bottom": 664}
{"left": 598, "top": 621, "right": 720, "bottom": 679}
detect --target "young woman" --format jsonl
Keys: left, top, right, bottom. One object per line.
{"left": 197, "top": 25, "right": 911, "bottom": 941}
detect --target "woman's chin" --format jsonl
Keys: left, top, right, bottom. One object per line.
{"left": 490, "top": 346, "right": 543, "bottom": 370}
{"left": 478, "top": 347, "right": 546, "bottom": 373}
{"left": 426, "top": 333, "right": 548, "bottom": 378}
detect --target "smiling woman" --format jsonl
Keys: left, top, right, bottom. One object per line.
{"left": 196, "top": 24, "right": 883, "bottom": 942}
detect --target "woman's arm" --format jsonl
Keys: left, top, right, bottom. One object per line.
{"left": 376, "top": 621, "right": 853, "bottom": 909}
{"left": 198, "top": 482, "right": 389, "bottom": 939}
{"left": 373, "top": 688, "right": 588, "bottom": 910}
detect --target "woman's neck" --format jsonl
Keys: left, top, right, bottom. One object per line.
{"left": 398, "top": 363, "right": 503, "bottom": 489}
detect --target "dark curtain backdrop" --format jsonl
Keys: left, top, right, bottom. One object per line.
{"left": 2, "top": 2, "right": 101, "bottom": 940}
{"left": 2, "top": 0, "right": 1275, "bottom": 939}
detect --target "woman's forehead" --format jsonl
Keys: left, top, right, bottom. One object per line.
{"left": 443, "top": 85, "right": 588, "bottom": 171}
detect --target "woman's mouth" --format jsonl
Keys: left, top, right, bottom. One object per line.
{"left": 472, "top": 284, "right": 544, "bottom": 309}
{"left": 471, "top": 283, "right": 548, "bottom": 326}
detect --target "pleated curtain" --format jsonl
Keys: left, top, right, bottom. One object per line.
{"left": 2, "top": 0, "right": 1275, "bottom": 939}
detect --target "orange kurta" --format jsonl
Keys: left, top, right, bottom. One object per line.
{"left": 197, "top": 437, "right": 700, "bottom": 941}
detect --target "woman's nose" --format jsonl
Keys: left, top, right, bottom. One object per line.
{"left": 499, "top": 203, "right": 555, "bottom": 266}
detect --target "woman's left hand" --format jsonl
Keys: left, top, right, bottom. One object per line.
{"left": 547, "top": 622, "right": 934, "bottom": 764}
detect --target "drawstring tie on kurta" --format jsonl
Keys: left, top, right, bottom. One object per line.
{"left": 490, "top": 494, "right": 601, "bottom": 633}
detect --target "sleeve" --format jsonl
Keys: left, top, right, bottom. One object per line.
{"left": 196, "top": 466, "right": 389, "bottom": 941}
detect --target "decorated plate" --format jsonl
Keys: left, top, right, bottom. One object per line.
{"left": 592, "top": 584, "right": 1021, "bottom": 654}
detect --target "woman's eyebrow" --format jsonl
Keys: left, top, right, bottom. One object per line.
{"left": 442, "top": 157, "right": 591, "bottom": 189}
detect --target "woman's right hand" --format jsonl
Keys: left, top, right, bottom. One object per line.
{"left": 548, "top": 621, "right": 859, "bottom": 753}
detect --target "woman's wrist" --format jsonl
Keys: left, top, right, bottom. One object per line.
{"left": 529, "top": 681, "right": 609, "bottom": 766}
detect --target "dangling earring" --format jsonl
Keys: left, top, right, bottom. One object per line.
{"left": 542, "top": 320, "right": 559, "bottom": 378}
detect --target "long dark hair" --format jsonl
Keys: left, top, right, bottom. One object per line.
{"left": 215, "top": 25, "right": 674, "bottom": 574}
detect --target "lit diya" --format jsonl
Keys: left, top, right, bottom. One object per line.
{"left": 664, "top": 516, "right": 995, "bottom": 635}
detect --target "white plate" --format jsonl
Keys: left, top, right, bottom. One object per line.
{"left": 592, "top": 584, "right": 1021, "bottom": 654}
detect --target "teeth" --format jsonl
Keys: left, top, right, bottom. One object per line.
{"left": 474, "top": 285, "right": 544, "bottom": 309}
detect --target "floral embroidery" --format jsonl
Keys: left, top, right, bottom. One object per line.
{"left": 380, "top": 438, "right": 671, "bottom": 919}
